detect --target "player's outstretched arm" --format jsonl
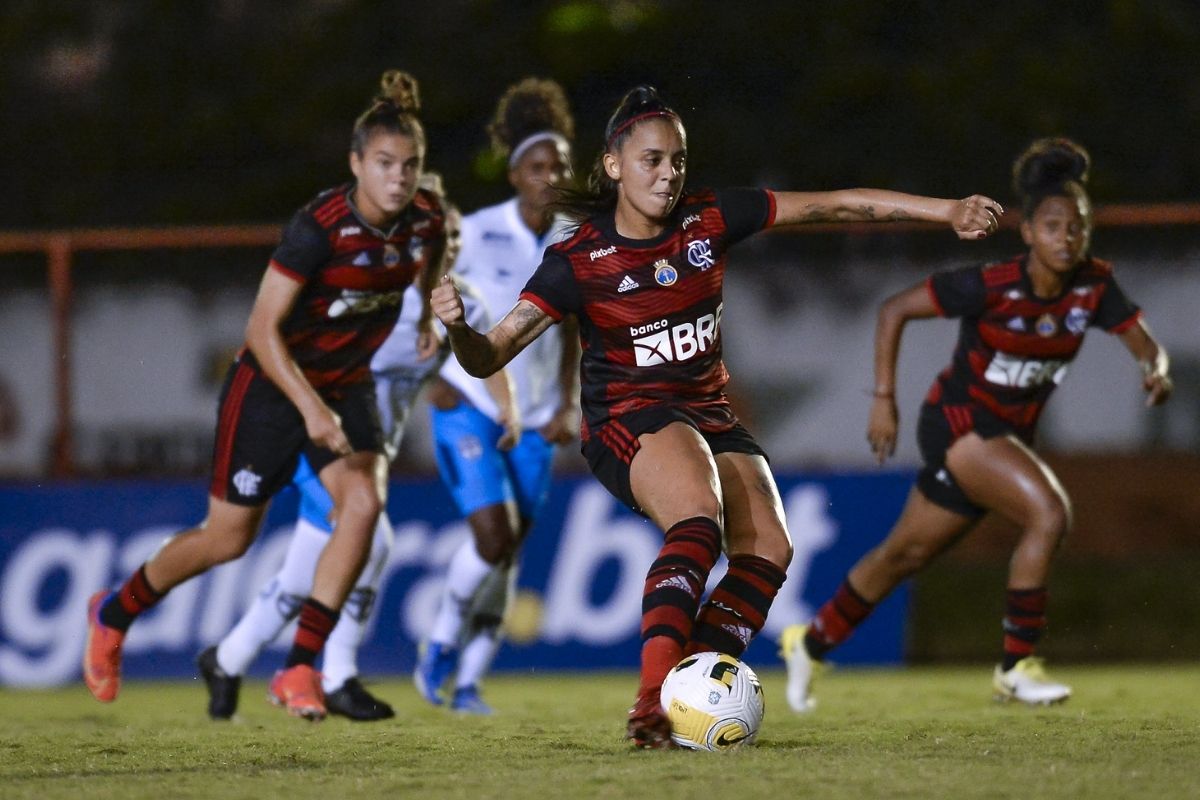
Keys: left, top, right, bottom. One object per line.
{"left": 431, "top": 275, "right": 554, "bottom": 378}
{"left": 1118, "top": 318, "right": 1173, "bottom": 406}
{"left": 773, "top": 189, "right": 1004, "bottom": 240}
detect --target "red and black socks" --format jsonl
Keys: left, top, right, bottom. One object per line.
{"left": 804, "top": 578, "right": 876, "bottom": 660}
{"left": 688, "top": 555, "right": 787, "bottom": 657}
{"left": 284, "top": 598, "right": 340, "bottom": 668}
{"left": 99, "top": 564, "right": 165, "bottom": 632}
{"left": 638, "top": 516, "right": 722, "bottom": 697}
{"left": 1001, "top": 587, "right": 1048, "bottom": 671}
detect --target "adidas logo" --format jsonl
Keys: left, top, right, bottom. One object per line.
{"left": 1007, "top": 317, "right": 1026, "bottom": 332}
{"left": 353, "top": 252, "right": 371, "bottom": 266}
{"left": 617, "top": 275, "right": 639, "bottom": 293}
{"left": 655, "top": 575, "right": 695, "bottom": 594}
{"left": 721, "top": 623, "right": 753, "bottom": 645}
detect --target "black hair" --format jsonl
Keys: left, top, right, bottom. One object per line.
{"left": 555, "top": 85, "right": 681, "bottom": 222}
{"left": 487, "top": 77, "right": 575, "bottom": 158}
{"left": 351, "top": 70, "right": 424, "bottom": 156}
{"left": 1012, "top": 137, "right": 1091, "bottom": 220}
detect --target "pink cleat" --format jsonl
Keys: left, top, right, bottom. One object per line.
{"left": 268, "top": 665, "right": 326, "bottom": 721}
{"left": 83, "top": 591, "right": 126, "bottom": 703}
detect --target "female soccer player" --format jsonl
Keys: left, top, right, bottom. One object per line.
{"left": 197, "top": 190, "right": 513, "bottom": 722}
{"left": 780, "top": 138, "right": 1173, "bottom": 711}
{"left": 414, "top": 78, "right": 580, "bottom": 715}
{"left": 84, "top": 70, "right": 447, "bottom": 722}
{"left": 430, "top": 85, "right": 1003, "bottom": 747}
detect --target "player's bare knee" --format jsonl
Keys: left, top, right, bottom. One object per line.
{"left": 209, "top": 531, "right": 256, "bottom": 564}
{"left": 337, "top": 484, "right": 384, "bottom": 524}
{"left": 883, "top": 539, "right": 937, "bottom": 577}
{"left": 1028, "top": 496, "right": 1070, "bottom": 545}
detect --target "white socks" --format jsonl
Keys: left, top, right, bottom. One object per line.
{"left": 454, "top": 563, "right": 515, "bottom": 689}
{"left": 428, "top": 537, "right": 495, "bottom": 647}
{"left": 321, "top": 514, "right": 394, "bottom": 692}
{"left": 215, "top": 518, "right": 326, "bottom": 676}
{"left": 214, "top": 513, "right": 394, "bottom": 691}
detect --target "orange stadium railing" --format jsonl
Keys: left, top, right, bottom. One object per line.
{"left": 2, "top": 204, "right": 1199, "bottom": 477}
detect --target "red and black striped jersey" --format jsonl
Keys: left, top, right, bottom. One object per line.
{"left": 245, "top": 183, "right": 445, "bottom": 390}
{"left": 924, "top": 255, "right": 1141, "bottom": 438}
{"left": 520, "top": 187, "right": 776, "bottom": 440}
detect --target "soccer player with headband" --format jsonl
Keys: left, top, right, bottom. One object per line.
{"left": 414, "top": 78, "right": 580, "bottom": 715}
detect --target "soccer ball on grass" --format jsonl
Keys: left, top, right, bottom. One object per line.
{"left": 659, "top": 651, "right": 764, "bottom": 751}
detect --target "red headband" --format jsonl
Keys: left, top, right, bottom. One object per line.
{"left": 606, "top": 110, "right": 680, "bottom": 148}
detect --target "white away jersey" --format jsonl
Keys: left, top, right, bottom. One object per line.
{"left": 371, "top": 282, "right": 489, "bottom": 458}
{"left": 440, "top": 198, "right": 572, "bottom": 428}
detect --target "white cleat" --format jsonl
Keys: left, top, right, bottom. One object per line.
{"left": 993, "top": 657, "right": 1072, "bottom": 705}
{"left": 779, "top": 624, "right": 822, "bottom": 713}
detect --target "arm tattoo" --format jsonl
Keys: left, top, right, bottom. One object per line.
{"left": 511, "top": 302, "right": 545, "bottom": 335}
{"left": 801, "top": 203, "right": 914, "bottom": 223}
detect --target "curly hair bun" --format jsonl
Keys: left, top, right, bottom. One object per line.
{"left": 379, "top": 70, "right": 420, "bottom": 114}
{"left": 1012, "top": 137, "right": 1090, "bottom": 199}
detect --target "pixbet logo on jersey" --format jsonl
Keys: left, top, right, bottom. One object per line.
{"left": 630, "top": 304, "right": 723, "bottom": 367}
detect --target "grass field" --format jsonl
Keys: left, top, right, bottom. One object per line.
{"left": 2, "top": 664, "right": 1198, "bottom": 800}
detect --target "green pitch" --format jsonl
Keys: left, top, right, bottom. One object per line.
{"left": 2, "top": 665, "right": 1198, "bottom": 800}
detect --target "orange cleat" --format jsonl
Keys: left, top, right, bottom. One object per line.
{"left": 268, "top": 665, "right": 326, "bottom": 721}
{"left": 626, "top": 687, "right": 676, "bottom": 750}
{"left": 83, "top": 591, "right": 126, "bottom": 703}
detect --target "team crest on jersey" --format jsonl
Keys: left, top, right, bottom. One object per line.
{"left": 1065, "top": 306, "right": 1090, "bottom": 335}
{"left": 654, "top": 259, "right": 678, "bottom": 286}
{"left": 383, "top": 244, "right": 401, "bottom": 268}
{"left": 232, "top": 467, "right": 262, "bottom": 498}
{"left": 1035, "top": 313, "right": 1058, "bottom": 337}
{"left": 687, "top": 238, "right": 715, "bottom": 270}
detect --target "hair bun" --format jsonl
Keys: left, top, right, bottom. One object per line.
{"left": 627, "top": 85, "right": 664, "bottom": 113}
{"left": 1012, "top": 137, "right": 1090, "bottom": 198}
{"left": 379, "top": 70, "right": 420, "bottom": 114}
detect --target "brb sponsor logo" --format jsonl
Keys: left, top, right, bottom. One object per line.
{"left": 590, "top": 245, "right": 617, "bottom": 261}
{"left": 984, "top": 351, "right": 1069, "bottom": 388}
{"left": 630, "top": 304, "right": 723, "bottom": 367}
{"left": 328, "top": 288, "right": 404, "bottom": 318}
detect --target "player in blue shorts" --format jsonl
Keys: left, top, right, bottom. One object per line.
{"left": 413, "top": 79, "right": 580, "bottom": 715}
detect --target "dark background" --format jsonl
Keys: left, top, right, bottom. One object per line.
{"left": 4, "top": 1, "right": 1199, "bottom": 230}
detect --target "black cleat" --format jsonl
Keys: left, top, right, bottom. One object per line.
{"left": 197, "top": 645, "right": 241, "bottom": 720}
{"left": 325, "top": 677, "right": 395, "bottom": 722}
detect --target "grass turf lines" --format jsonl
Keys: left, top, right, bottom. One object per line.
{"left": 2, "top": 665, "right": 1198, "bottom": 800}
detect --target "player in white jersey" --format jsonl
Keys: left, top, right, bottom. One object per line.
{"left": 414, "top": 79, "right": 580, "bottom": 714}
{"left": 197, "top": 197, "right": 511, "bottom": 721}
